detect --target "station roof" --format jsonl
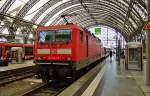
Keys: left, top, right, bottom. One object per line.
{"left": 0, "top": 0, "right": 147, "bottom": 42}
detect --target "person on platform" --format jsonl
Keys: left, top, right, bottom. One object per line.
{"left": 110, "top": 50, "right": 113, "bottom": 58}
{"left": 120, "top": 51, "right": 125, "bottom": 66}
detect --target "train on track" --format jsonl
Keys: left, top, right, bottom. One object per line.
{"left": 0, "top": 43, "right": 34, "bottom": 66}
{"left": 34, "top": 24, "right": 106, "bottom": 82}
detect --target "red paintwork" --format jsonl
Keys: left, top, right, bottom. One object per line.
{"left": 35, "top": 24, "right": 104, "bottom": 63}
{"left": 0, "top": 43, "right": 34, "bottom": 61}
{"left": 0, "top": 43, "right": 33, "bottom": 47}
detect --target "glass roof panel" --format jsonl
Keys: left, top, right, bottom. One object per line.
{"left": 16, "top": 28, "right": 21, "bottom": 35}
{"left": 45, "top": 3, "right": 80, "bottom": 26}
{"left": 87, "top": 5, "right": 126, "bottom": 18}
{"left": 0, "top": 37, "right": 7, "bottom": 42}
{"left": 133, "top": 4, "right": 145, "bottom": 21}
{"left": 2, "top": 28, "right": 9, "bottom": 34}
{"left": 118, "top": 0, "right": 129, "bottom": 7}
{"left": 129, "top": 18, "right": 137, "bottom": 29}
{"left": 0, "top": 0, "right": 146, "bottom": 39}
{"left": 7, "top": 0, "right": 29, "bottom": 16}
{"left": 35, "top": 0, "right": 70, "bottom": 24}
{"left": 23, "top": 0, "right": 49, "bottom": 21}
{"left": 29, "top": 34, "right": 33, "bottom": 38}
{"left": 131, "top": 12, "right": 140, "bottom": 24}
{"left": 88, "top": 26, "right": 125, "bottom": 48}
{"left": 0, "top": 0, "right": 7, "bottom": 8}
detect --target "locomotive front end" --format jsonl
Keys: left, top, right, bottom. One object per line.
{"left": 34, "top": 27, "right": 74, "bottom": 82}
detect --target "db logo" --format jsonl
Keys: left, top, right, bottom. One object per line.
{"left": 51, "top": 49, "right": 57, "bottom": 54}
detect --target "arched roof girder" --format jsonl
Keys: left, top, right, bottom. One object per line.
{"left": 39, "top": 0, "right": 79, "bottom": 25}
{"left": 129, "top": 24, "right": 144, "bottom": 40}
{"left": 84, "top": 1, "right": 144, "bottom": 29}
{"left": 51, "top": 7, "right": 126, "bottom": 28}
{"left": 70, "top": 17, "right": 128, "bottom": 41}
{"left": 51, "top": 6, "right": 85, "bottom": 24}
{"left": 86, "top": 4, "right": 141, "bottom": 27}
{"left": 38, "top": 0, "right": 140, "bottom": 37}
{"left": 31, "top": 0, "right": 129, "bottom": 26}
{"left": 101, "top": 17, "right": 132, "bottom": 36}
{"left": 50, "top": 0, "right": 142, "bottom": 28}
{"left": 17, "top": 0, "right": 40, "bottom": 17}
{"left": 84, "top": 0, "right": 127, "bottom": 14}
{"left": 0, "top": 0, "right": 146, "bottom": 41}
{"left": 0, "top": 0, "right": 16, "bottom": 12}
{"left": 51, "top": 7, "right": 125, "bottom": 32}
{"left": 86, "top": 7, "right": 136, "bottom": 32}
{"left": 39, "top": 0, "right": 128, "bottom": 25}
{"left": 136, "top": 0, "right": 146, "bottom": 10}
{"left": 50, "top": 4, "right": 134, "bottom": 38}
{"left": 57, "top": 11, "right": 128, "bottom": 40}
{"left": 107, "top": 0, "right": 145, "bottom": 23}
{"left": 31, "top": 0, "right": 61, "bottom": 23}
{"left": 62, "top": 12, "right": 128, "bottom": 38}
{"left": 75, "top": 17, "right": 128, "bottom": 40}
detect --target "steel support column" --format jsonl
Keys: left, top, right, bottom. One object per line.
{"left": 145, "top": 0, "right": 150, "bottom": 85}
{"left": 116, "top": 31, "right": 118, "bottom": 59}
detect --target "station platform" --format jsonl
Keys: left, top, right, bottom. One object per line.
{"left": 0, "top": 60, "right": 35, "bottom": 72}
{"left": 93, "top": 56, "right": 150, "bottom": 96}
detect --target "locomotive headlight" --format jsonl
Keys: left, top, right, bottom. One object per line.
{"left": 67, "top": 57, "right": 71, "bottom": 61}
{"left": 38, "top": 57, "right": 41, "bottom": 60}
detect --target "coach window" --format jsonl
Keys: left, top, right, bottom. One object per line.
{"left": 80, "top": 31, "right": 83, "bottom": 43}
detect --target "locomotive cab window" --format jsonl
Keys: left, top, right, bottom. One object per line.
{"left": 80, "top": 31, "right": 83, "bottom": 43}
{"left": 38, "top": 29, "right": 71, "bottom": 43}
{"left": 55, "top": 29, "right": 71, "bottom": 42}
{"left": 38, "top": 30, "right": 55, "bottom": 43}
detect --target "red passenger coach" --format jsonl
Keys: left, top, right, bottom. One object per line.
{"left": 0, "top": 43, "right": 34, "bottom": 66}
{"left": 34, "top": 24, "right": 105, "bottom": 82}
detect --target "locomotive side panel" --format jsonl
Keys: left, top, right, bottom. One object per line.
{"left": 74, "top": 29, "right": 88, "bottom": 70}
{"left": 86, "top": 34, "right": 102, "bottom": 64}
{"left": 75, "top": 30, "right": 102, "bottom": 71}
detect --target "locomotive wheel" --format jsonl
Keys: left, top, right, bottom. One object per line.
{"left": 72, "top": 69, "right": 77, "bottom": 80}
{"left": 35, "top": 74, "right": 41, "bottom": 79}
{"left": 42, "top": 75, "right": 49, "bottom": 83}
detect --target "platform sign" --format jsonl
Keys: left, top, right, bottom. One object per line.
{"left": 143, "top": 21, "right": 150, "bottom": 30}
{"left": 95, "top": 28, "right": 101, "bottom": 34}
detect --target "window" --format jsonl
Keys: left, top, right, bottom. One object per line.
{"left": 80, "top": 31, "right": 83, "bottom": 43}
{"left": 55, "top": 29, "right": 71, "bottom": 42}
{"left": 38, "top": 30, "right": 55, "bottom": 43}
{"left": 38, "top": 29, "right": 71, "bottom": 43}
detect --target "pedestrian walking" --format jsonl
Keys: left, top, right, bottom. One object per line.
{"left": 120, "top": 51, "right": 125, "bottom": 66}
{"left": 110, "top": 50, "right": 113, "bottom": 58}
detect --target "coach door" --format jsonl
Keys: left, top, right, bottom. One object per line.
{"left": 86, "top": 35, "right": 88, "bottom": 57}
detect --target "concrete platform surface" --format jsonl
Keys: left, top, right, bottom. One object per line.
{"left": 93, "top": 56, "right": 147, "bottom": 96}
{"left": 0, "top": 60, "right": 34, "bottom": 72}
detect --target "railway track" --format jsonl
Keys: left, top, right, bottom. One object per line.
{"left": 21, "top": 57, "right": 108, "bottom": 96}
{"left": 0, "top": 57, "right": 108, "bottom": 96}
{"left": 0, "top": 66, "right": 35, "bottom": 85}
{"left": 22, "top": 82, "right": 66, "bottom": 96}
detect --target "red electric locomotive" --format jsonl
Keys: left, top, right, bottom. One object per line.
{"left": 34, "top": 24, "right": 105, "bottom": 82}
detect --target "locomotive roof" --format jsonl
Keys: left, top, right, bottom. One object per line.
{"left": 37, "top": 23, "right": 80, "bottom": 31}
{"left": 37, "top": 24, "right": 101, "bottom": 42}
